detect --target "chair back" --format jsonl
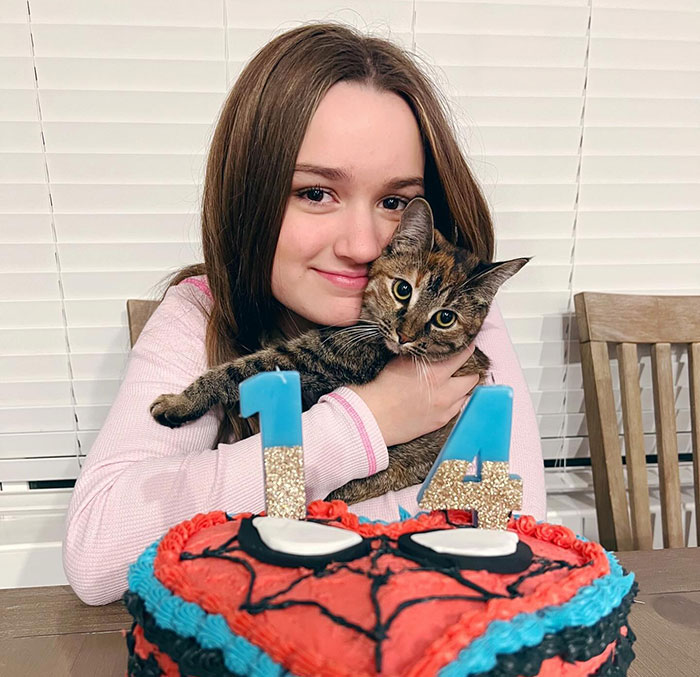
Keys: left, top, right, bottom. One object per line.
{"left": 574, "top": 292, "right": 700, "bottom": 551}
{"left": 126, "top": 299, "right": 161, "bottom": 348}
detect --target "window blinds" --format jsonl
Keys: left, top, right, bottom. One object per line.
{"left": 1, "top": 0, "right": 698, "bottom": 497}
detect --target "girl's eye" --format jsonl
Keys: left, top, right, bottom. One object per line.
{"left": 297, "top": 187, "right": 330, "bottom": 205}
{"left": 392, "top": 279, "right": 412, "bottom": 301}
{"left": 433, "top": 310, "right": 456, "bottom": 328}
{"left": 382, "top": 196, "right": 409, "bottom": 211}
{"left": 305, "top": 187, "right": 325, "bottom": 202}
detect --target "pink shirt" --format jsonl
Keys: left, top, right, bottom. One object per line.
{"left": 63, "top": 276, "right": 545, "bottom": 605}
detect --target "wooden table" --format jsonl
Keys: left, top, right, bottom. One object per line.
{"left": 1, "top": 548, "right": 698, "bottom": 676}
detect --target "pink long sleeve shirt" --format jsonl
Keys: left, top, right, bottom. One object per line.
{"left": 63, "top": 276, "right": 546, "bottom": 605}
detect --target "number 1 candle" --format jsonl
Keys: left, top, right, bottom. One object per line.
{"left": 239, "top": 370, "right": 306, "bottom": 519}
{"left": 417, "top": 385, "right": 523, "bottom": 530}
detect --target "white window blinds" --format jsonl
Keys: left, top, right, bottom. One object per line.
{"left": 1, "top": 0, "right": 698, "bottom": 498}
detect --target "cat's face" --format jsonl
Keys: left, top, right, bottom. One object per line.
{"left": 359, "top": 198, "right": 528, "bottom": 358}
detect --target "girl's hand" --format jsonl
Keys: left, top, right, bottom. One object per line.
{"left": 347, "top": 343, "right": 479, "bottom": 447}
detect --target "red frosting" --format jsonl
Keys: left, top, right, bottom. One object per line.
{"left": 132, "top": 623, "right": 179, "bottom": 676}
{"left": 152, "top": 502, "right": 610, "bottom": 677}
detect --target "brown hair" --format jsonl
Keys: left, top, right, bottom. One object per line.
{"left": 161, "top": 22, "right": 495, "bottom": 447}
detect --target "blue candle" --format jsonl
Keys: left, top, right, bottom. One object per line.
{"left": 240, "top": 370, "right": 305, "bottom": 519}
{"left": 239, "top": 370, "right": 303, "bottom": 448}
{"left": 417, "top": 385, "right": 514, "bottom": 503}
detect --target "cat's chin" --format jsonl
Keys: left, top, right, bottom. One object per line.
{"left": 383, "top": 339, "right": 402, "bottom": 355}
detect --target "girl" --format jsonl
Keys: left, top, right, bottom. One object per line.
{"left": 63, "top": 23, "right": 545, "bottom": 605}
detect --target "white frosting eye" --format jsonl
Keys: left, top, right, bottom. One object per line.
{"left": 410, "top": 529, "right": 518, "bottom": 557}
{"left": 252, "top": 516, "right": 363, "bottom": 556}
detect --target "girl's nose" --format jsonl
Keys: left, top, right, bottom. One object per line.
{"left": 334, "top": 206, "right": 388, "bottom": 264}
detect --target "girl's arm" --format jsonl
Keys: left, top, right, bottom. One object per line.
{"left": 63, "top": 282, "right": 388, "bottom": 605}
{"left": 351, "top": 300, "right": 547, "bottom": 522}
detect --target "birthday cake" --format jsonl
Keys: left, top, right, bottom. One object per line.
{"left": 124, "top": 500, "right": 636, "bottom": 677}
{"left": 125, "top": 377, "right": 636, "bottom": 675}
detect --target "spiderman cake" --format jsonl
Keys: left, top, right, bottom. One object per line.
{"left": 125, "top": 377, "right": 637, "bottom": 676}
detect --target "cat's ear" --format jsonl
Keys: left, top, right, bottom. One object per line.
{"left": 388, "top": 197, "right": 434, "bottom": 255}
{"left": 467, "top": 257, "right": 530, "bottom": 302}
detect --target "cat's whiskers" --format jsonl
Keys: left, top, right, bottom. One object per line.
{"left": 410, "top": 354, "right": 425, "bottom": 406}
{"left": 332, "top": 327, "right": 381, "bottom": 357}
{"left": 335, "top": 336, "right": 375, "bottom": 359}
{"left": 417, "top": 352, "right": 435, "bottom": 406}
{"left": 320, "top": 325, "right": 377, "bottom": 347}
{"left": 321, "top": 317, "right": 381, "bottom": 331}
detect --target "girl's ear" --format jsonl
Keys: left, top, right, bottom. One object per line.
{"left": 387, "top": 197, "right": 434, "bottom": 256}
{"left": 467, "top": 257, "right": 531, "bottom": 303}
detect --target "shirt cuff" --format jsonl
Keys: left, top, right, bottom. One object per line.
{"left": 319, "top": 386, "right": 389, "bottom": 476}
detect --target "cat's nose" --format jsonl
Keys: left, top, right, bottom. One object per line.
{"left": 397, "top": 332, "right": 414, "bottom": 345}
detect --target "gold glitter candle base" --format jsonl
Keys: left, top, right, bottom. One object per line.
{"left": 418, "top": 460, "right": 522, "bottom": 531}
{"left": 264, "top": 445, "right": 306, "bottom": 519}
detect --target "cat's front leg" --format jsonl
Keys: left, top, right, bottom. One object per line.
{"left": 455, "top": 346, "right": 490, "bottom": 381}
{"left": 326, "top": 471, "right": 393, "bottom": 505}
{"left": 325, "top": 453, "right": 436, "bottom": 505}
{"left": 149, "top": 331, "right": 344, "bottom": 428}
{"left": 325, "top": 423, "right": 455, "bottom": 504}
{"left": 150, "top": 347, "right": 288, "bottom": 428}
{"left": 150, "top": 360, "right": 245, "bottom": 428}
{"left": 325, "top": 432, "right": 445, "bottom": 505}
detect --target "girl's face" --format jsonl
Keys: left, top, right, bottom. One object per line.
{"left": 271, "top": 81, "right": 425, "bottom": 330}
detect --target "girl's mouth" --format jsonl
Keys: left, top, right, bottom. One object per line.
{"left": 314, "top": 269, "right": 369, "bottom": 290}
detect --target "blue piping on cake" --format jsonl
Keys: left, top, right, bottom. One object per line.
{"left": 437, "top": 551, "right": 635, "bottom": 676}
{"left": 128, "top": 541, "right": 297, "bottom": 677}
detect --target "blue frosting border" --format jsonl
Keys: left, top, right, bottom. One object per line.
{"left": 438, "top": 550, "right": 634, "bottom": 676}
{"left": 128, "top": 541, "right": 296, "bottom": 677}
{"left": 128, "top": 530, "right": 633, "bottom": 677}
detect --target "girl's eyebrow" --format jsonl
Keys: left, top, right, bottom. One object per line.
{"left": 294, "top": 163, "right": 424, "bottom": 191}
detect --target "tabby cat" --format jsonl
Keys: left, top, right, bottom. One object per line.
{"left": 150, "top": 197, "right": 528, "bottom": 504}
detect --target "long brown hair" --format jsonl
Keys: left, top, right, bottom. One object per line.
{"left": 161, "top": 22, "right": 495, "bottom": 447}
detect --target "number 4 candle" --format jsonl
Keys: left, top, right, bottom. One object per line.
{"left": 417, "top": 385, "right": 523, "bottom": 530}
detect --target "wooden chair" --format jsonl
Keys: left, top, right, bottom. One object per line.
{"left": 574, "top": 292, "right": 700, "bottom": 551}
{"left": 126, "top": 299, "right": 160, "bottom": 348}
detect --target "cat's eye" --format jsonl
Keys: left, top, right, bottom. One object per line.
{"left": 433, "top": 310, "right": 456, "bottom": 328}
{"left": 392, "top": 279, "right": 412, "bottom": 302}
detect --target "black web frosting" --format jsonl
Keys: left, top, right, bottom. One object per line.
{"left": 124, "top": 513, "right": 636, "bottom": 676}
{"left": 125, "top": 585, "right": 637, "bottom": 677}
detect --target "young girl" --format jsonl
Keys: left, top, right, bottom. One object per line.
{"left": 63, "top": 23, "right": 545, "bottom": 605}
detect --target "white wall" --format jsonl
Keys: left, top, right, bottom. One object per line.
{"left": 1, "top": 1, "right": 699, "bottom": 583}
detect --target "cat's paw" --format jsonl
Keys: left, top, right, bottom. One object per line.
{"left": 150, "top": 393, "right": 197, "bottom": 428}
{"left": 325, "top": 481, "right": 364, "bottom": 505}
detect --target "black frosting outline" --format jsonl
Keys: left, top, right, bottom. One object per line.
{"left": 397, "top": 529, "right": 534, "bottom": 574}
{"left": 593, "top": 621, "right": 636, "bottom": 677}
{"left": 124, "top": 581, "right": 638, "bottom": 677}
{"left": 236, "top": 516, "right": 372, "bottom": 570}
{"left": 125, "top": 592, "right": 233, "bottom": 677}
{"left": 470, "top": 580, "right": 638, "bottom": 677}
{"left": 125, "top": 622, "right": 165, "bottom": 677}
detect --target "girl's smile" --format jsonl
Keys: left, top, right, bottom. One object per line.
{"left": 312, "top": 267, "right": 370, "bottom": 291}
